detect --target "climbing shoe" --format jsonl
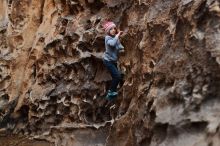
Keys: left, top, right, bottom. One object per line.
{"left": 106, "top": 90, "right": 118, "bottom": 100}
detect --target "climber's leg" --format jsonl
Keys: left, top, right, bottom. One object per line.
{"left": 103, "top": 60, "right": 122, "bottom": 99}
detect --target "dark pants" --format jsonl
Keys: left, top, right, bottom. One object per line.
{"left": 103, "top": 59, "right": 122, "bottom": 92}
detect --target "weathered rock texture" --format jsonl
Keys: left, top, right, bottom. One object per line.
{"left": 1, "top": 0, "right": 220, "bottom": 146}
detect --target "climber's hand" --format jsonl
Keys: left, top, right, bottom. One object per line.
{"left": 116, "top": 29, "right": 123, "bottom": 37}
{"left": 120, "top": 28, "right": 128, "bottom": 37}
{"left": 118, "top": 30, "right": 123, "bottom": 35}
{"left": 119, "top": 49, "right": 125, "bottom": 53}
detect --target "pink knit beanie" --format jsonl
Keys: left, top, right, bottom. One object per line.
{"left": 102, "top": 21, "right": 116, "bottom": 33}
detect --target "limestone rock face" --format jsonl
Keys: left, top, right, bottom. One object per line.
{"left": 0, "top": 0, "right": 220, "bottom": 146}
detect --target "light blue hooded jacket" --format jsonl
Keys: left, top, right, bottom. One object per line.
{"left": 103, "top": 35, "right": 124, "bottom": 62}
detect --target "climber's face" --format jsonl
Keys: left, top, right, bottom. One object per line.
{"left": 109, "top": 27, "right": 117, "bottom": 35}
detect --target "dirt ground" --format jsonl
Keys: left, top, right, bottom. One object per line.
{"left": 0, "top": 135, "right": 52, "bottom": 146}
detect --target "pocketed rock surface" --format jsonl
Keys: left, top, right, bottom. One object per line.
{"left": 0, "top": 0, "right": 220, "bottom": 146}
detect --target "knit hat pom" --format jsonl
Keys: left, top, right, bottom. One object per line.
{"left": 102, "top": 21, "right": 116, "bottom": 33}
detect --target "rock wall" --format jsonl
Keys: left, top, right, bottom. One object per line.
{"left": 0, "top": 0, "right": 220, "bottom": 146}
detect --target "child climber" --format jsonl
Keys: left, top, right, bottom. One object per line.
{"left": 102, "top": 21, "right": 124, "bottom": 100}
